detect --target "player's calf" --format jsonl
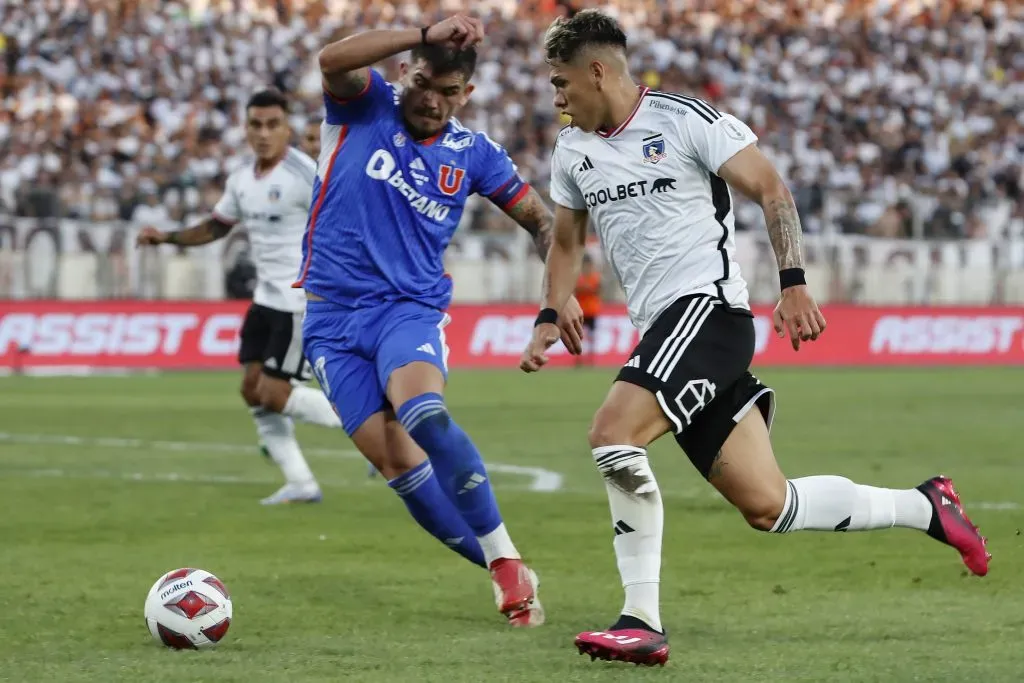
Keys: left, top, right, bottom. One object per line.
{"left": 586, "top": 381, "right": 674, "bottom": 636}
{"left": 395, "top": 392, "right": 517, "bottom": 562}
{"left": 352, "top": 410, "right": 487, "bottom": 568}
{"left": 256, "top": 375, "right": 293, "bottom": 413}
{"left": 714, "top": 411, "right": 990, "bottom": 575}
{"left": 240, "top": 362, "right": 263, "bottom": 407}
{"left": 256, "top": 374, "right": 341, "bottom": 429}
{"left": 729, "top": 477, "right": 787, "bottom": 532}
{"left": 387, "top": 460, "right": 486, "bottom": 568}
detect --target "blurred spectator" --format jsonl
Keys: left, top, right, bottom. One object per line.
{"left": 0, "top": 0, "right": 1020, "bottom": 242}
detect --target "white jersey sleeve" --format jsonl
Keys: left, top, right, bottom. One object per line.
{"left": 681, "top": 111, "right": 759, "bottom": 175}
{"left": 212, "top": 172, "right": 241, "bottom": 225}
{"left": 283, "top": 148, "right": 317, "bottom": 202}
{"left": 549, "top": 132, "right": 587, "bottom": 210}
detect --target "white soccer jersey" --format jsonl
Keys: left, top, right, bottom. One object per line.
{"left": 213, "top": 147, "right": 315, "bottom": 312}
{"left": 550, "top": 87, "right": 758, "bottom": 335}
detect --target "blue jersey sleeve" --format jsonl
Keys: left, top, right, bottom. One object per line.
{"left": 470, "top": 132, "right": 529, "bottom": 210}
{"left": 323, "top": 68, "right": 395, "bottom": 125}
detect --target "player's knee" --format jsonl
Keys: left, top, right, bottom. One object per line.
{"left": 370, "top": 444, "right": 426, "bottom": 480}
{"left": 240, "top": 381, "right": 261, "bottom": 407}
{"left": 377, "top": 459, "right": 416, "bottom": 480}
{"left": 396, "top": 394, "right": 451, "bottom": 437}
{"left": 256, "top": 382, "right": 290, "bottom": 413}
{"left": 258, "top": 390, "right": 288, "bottom": 414}
{"left": 417, "top": 410, "right": 451, "bottom": 433}
{"left": 738, "top": 490, "right": 787, "bottom": 532}
{"left": 588, "top": 411, "right": 634, "bottom": 449}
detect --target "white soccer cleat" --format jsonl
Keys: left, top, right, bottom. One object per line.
{"left": 259, "top": 482, "right": 323, "bottom": 505}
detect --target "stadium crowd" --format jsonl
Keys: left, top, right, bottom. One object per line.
{"left": 2, "top": 0, "right": 1021, "bottom": 242}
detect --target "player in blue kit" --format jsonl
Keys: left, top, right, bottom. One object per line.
{"left": 293, "top": 15, "right": 585, "bottom": 627}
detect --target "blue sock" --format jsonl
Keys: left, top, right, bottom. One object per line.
{"left": 397, "top": 393, "right": 503, "bottom": 537}
{"left": 387, "top": 460, "right": 486, "bottom": 568}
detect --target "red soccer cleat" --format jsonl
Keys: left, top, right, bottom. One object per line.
{"left": 489, "top": 558, "right": 544, "bottom": 627}
{"left": 917, "top": 476, "right": 991, "bottom": 576}
{"left": 575, "top": 629, "right": 669, "bottom": 666}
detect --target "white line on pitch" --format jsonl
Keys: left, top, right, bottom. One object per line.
{"left": 0, "top": 431, "right": 565, "bottom": 493}
{"left": 4, "top": 467, "right": 351, "bottom": 488}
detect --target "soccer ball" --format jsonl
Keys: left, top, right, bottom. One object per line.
{"left": 144, "top": 567, "right": 233, "bottom": 649}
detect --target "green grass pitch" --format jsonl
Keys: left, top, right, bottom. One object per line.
{"left": 1, "top": 367, "right": 1022, "bottom": 682}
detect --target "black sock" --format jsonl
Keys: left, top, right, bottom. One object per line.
{"left": 610, "top": 614, "right": 663, "bottom": 635}
{"left": 915, "top": 483, "right": 946, "bottom": 542}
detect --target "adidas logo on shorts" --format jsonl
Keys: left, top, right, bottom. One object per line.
{"left": 417, "top": 343, "right": 436, "bottom": 356}
{"left": 624, "top": 356, "right": 640, "bottom": 369}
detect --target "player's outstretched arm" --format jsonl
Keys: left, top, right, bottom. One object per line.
{"left": 135, "top": 216, "right": 233, "bottom": 248}
{"left": 319, "top": 16, "right": 484, "bottom": 98}
{"left": 717, "top": 146, "right": 826, "bottom": 350}
{"left": 504, "top": 188, "right": 585, "bottom": 354}
{"left": 520, "top": 204, "right": 588, "bottom": 372}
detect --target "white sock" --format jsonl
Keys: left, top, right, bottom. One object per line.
{"left": 772, "top": 475, "right": 933, "bottom": 533}
{"left": 593, "top": 445, "right": 663, "bottom": 633}
{"left": 250, "top": 407, "right": 317, "bottom": 486}
{"left": 478, "top": 523, "right": 520, "bottom": 566}
{"left": 282, "top": 385, "right": 342, "bottom": 429}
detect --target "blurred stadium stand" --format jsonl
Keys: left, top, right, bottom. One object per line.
{"left": 0, "top": 0, "right": 1020, "bottom": 305}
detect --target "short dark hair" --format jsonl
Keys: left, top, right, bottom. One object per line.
{"left": 409, "top": 44, "right": 477, "bottom": 81}
{"left": 246, "top": 89, "right": 289, "bottom": 113}
{"left": 544, "top": 9, "right": 627, "bottom": 64}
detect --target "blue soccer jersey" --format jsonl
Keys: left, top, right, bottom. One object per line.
{"left": 293, "top": 68, "right": 529, "bottom": 310}
{"left": 297, "top": 70, "right": 532, "bottom": 436}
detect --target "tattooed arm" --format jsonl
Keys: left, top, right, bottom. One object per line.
{"left": 717, "top": 145, "right": 825, "bottom": 350}
{"left": 763, "top": 196, "right": 804, "bottom": 270}
{"left": 716, "top": 145, "right": 803, "bottom": 270}
{"left": 136, "top": 216, "right": 234, "bottom": 248}
{"left": 502, "top": 187, "right": 555, "bottom": 262}
{"left": 318, "top": 31, "right": 408, "bottom": 99}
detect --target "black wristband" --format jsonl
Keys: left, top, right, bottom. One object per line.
{"left": 779, "top": 267, "right": 806, "bottom": 290}
{"left": 535, "top": 308, "right": 558, "bottom": 326}
{"left": 165, "top": 232, "right": 178, "bottom": 245}
{"left": 421, "top": 25, "right": 430, "bottom": 45}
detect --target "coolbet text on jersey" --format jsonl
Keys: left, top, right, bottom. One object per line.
{"left": 294, "top": 69, "right": 529, "bottom": 436}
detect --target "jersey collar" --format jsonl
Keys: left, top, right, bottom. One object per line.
{"left": 253, "top": 153, "right": 286, "bottom": 180}
{"left": 405, "top": 120, "right": 449, "bottom": 147}
{"left": 597, "top": 86, "right": 650, "bottom": 139}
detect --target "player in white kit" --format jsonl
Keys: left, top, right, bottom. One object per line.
{"left": 520, "top": 10, "right": 990, "bottom": 667}
{"left": 137, "top": 90, "right": 342, "bottom": 505}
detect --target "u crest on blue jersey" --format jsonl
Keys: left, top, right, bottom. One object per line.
{"left": 438, "top": 165, "right": 465, "bottom": 196}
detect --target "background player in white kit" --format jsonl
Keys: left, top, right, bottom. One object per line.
{"left": 137, "top": 90, "right": 342, "bottom": 505}
{"left": 521, "top": 10, "right": 991, "bottom": 667}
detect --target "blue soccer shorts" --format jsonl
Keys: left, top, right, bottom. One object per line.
{"left": 302, "top": 299, "right": 451, "bottom": 436}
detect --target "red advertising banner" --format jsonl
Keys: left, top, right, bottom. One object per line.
{"left": 2, "top": 300, "right": 1023, "bottom": 371}
{"left": 0, "top": 300, "right": 247, "bottom": 371}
